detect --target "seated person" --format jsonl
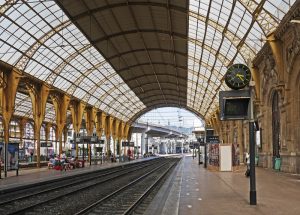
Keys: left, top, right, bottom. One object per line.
{"left": 73, "top": 157, "right": 82, "bottom": 168}
{"left": 62, "top": 157, "right": 72, "bottom": 170}
{"left": 54, "top": 155, "right": 61, "bottom": 167}
{"left": 69, "top": 156, "right": 77, "bottom": 169}
{"left": 48, "top": 156, "right": 55, "bottom": 169}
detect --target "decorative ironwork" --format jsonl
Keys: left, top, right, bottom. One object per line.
{"left": 0, "top": 72, "right": 7, "bottom": 88}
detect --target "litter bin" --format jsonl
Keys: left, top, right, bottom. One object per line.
{"left": 274, "top": 158, "right": 281, "bottom": 171}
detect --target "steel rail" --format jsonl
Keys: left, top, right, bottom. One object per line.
{"left": 123, "top": 159, "right": 179, "bottom": 214}
{"left": 0, "top": 159, "right": 161, "bottom": 206}
{"left": 75, "top": 159, "right": 179, "bottom": 215}
{"left": 0, "top": 158, "right": 159, "bottom": 196}
{"left": 4, "top": 159, "right": 162, "bottom": 215}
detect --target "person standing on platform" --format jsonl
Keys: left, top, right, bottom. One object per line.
{"left": 30, "top": 151, "right": 33, "bottom": 162}
{"left": 127, "top": 149, "right": 131, "bottom": 162}
{"left": 245, "top": 152, "right": 250, "bottom": 177}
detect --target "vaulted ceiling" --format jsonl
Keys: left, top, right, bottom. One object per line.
{"left": 0, "top": 0, "right": 296, "bottom": 122}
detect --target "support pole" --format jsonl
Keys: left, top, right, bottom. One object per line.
{"left": 27, "top": 84, "right": 50, "bottom": 167}
{"left": 89, "top": 144, "right": 92, "bottom": 166}
{"left": 70, "top": 101, "right": 86, "bottom": 158}
{"left": 118, "top": 121, "right": 125, "bottom": 158}
{"left": 249, "top": 120, "right": 256, "bottom": 205}
{"left": 1, "top": 68, "right": 21, "bottom": 177}
{"left": 146, "top": 136, "right": 148, "bottom": 154}
{"left": 45, "top": 123, "right": 51, "bottom": 159}
{"left": 249, "top": 86, "right": 257, "bottom": 205}
{"left": 85, "top": 107, "right": 97, "bottom": 164}
{"left": 198, "top": 145, "right": 201, "bottom": 165}
{"left": 51, "top": 94, "right": 70, "bottom": 156}
{"left": 141, "top": 132, "right": 145, "bottom": 155}
{"left": 193, "top": 144, "right": 195, "bottom": 159}
{"left": 204, "top": 143, "right": 207, "bottom": 168}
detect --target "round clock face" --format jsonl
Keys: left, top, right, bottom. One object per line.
{"left": 225, "top": 64, "right": 251, "bottom": 90}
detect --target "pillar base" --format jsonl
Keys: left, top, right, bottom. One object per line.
{"left": 250, "top": 190, "right": 257, "bottom": 205}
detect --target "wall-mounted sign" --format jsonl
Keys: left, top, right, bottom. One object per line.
{"left": 206, "top": 136, "right": 220, "bottom": 144}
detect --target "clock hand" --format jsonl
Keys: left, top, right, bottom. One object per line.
{"left": 236, "top": 73, "right": 244, "bottom": 81}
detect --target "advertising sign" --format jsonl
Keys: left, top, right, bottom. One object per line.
{"left": 0, "top": 142, "right": 19, "bottom": 171}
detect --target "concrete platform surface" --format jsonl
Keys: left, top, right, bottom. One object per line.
{"left": 146, "top": 155, "right": 300, "bottom": 215}
{"left": 0, "top": 157, "right": 156, "bottom": 191}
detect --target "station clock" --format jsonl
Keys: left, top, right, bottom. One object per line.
{"left": 225, "top": 64, "right": 251, "bottom": 90}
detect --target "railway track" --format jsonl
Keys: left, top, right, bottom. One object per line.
{"left": 75, "top": 158, "right": 180, "bottom": 215}
{"left": 0, "top": 158, "right": 164, "bottom": 215}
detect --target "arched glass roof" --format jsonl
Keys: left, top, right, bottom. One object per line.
{"left": 0, "top": 0, "right": 296, "bottom": 123}
{"left": 0, "top": 0, "right": 145, "bottom": 121}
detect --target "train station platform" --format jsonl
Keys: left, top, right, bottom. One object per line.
{"left": 146, "top": 154, "right": 300, "bottom": 215}
{"left": 0, "top": 156, "right": 157, "bottom": 192}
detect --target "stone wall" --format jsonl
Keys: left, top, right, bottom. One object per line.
{"left": 250, "top": 3, "right": 300, "bottom": 174}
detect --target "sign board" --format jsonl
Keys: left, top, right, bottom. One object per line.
{"left": 40, "top": 142, "right": 53, "bottom": 147}
{"left": 219, "top": 90, "right": 250, "bottom": 120}
{"left": 206, "top": 129, "right": 214, "bottom": 136}
{"left": 81, "top": 136, "right": 92, "bottom": 142}
{"left": 189, "top": 142, "right": 200, "bottom": 149}
{"left": 75, "top": 136, "right": 102, "bottom": 144}
{"left": 41, "top": 142, "right": 47, "bottom": 147}
{"left": 75, "top": 136, "right": 90, "bottom": 143}
{"left": 95, "top": 147, "right": 103, "bottom": 152}
{"left": 206, "top": 136, "right": 220, "bottom": 143}
{"left": 91, "top": 136, "right": 98, "bottom": 143}
{"left": 122, "top": 141, "right": 134, "bottom": 147}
